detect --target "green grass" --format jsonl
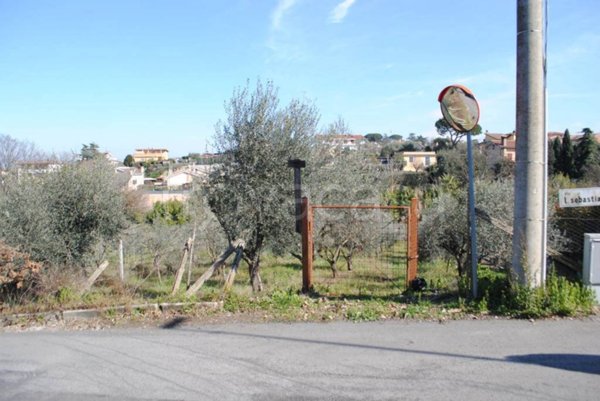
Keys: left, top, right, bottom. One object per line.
{"left": 2, "top": 246, "right": 596, "bottom": 323}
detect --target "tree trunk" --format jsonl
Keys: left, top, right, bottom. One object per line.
{"left": 153, "top": 254, "right": 162, "bottom": 283}
{"left": 248, "top": 252, "right": 263, "bottom": 292}
{"left": 329, "top": 260, "right": 338, "bottom": 278}
{"left": 455, "top": 256, "right": 463, "bottom": 277}
{"left": 245, "top": 224, "right": 265, "bottom": 292}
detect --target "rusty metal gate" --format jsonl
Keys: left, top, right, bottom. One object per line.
{"left": 300, "top": 197, "right": 418, "bottom": 293}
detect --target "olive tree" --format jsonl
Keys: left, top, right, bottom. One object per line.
{"left": 187, "top": 190, "right": 227, "bottom": 263}
{"left": 305, "top": 120, "right": 393, "bottom": 276}
{"left": 430, "top": 143, "right": 490, "bottom": 185}
{"left": 421, "top": 176, "right": 571, "bottom": 281}
{"left": 0, "top": 159, "right": 127, "bottom": 268}
{"left": 123, "top": 221, "right": 187, "bottom": 282}
{"left": 207, "top": 80, "right": 318, "bottom": 291}
{"left": 419, "top": 179, "right": 514, "bottom": 277}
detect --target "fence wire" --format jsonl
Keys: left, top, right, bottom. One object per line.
{"left": 549, "top": 204, "right": 600, "bottom": 271}
{"left": 475, "top": 201, "right": 600, "bottom": 274}
{"left": 311, "top": 207, "right": 408, "bottom": 297}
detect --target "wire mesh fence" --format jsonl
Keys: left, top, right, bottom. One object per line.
{"left": 549, "top": 204, "right": 600, "bottom": 271}
{"left": 309, "top": 206, "right": 410, "bottom": 298}
{"left": 473, "top": 200, "right": 600, "bottom": 274}
{"left": 120, "top": 222, "right": 228, "bottom": 290}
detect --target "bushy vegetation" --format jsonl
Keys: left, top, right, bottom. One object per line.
{"left": 0, "top": 242, "right": 42, "bottom": 303}
{"left": 0, "top": 158, "right": 127, "bottom": 268}
{"left": 419, "top": 179, "right": 514, "bottom": 277}
{"left": 145, "top": 199, "right": 189, "bottom": 225}
{"left": 1, "top": 85, "right": 597, "bottom": 322}
{"left": 476, "top": 268, "right": 595, "bottom": 318}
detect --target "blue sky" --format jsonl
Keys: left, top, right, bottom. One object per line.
{"left": 1, "top": 0, "right": 599, "bottom": 160}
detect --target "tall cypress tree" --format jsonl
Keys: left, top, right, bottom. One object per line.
{"left": 551, "top": 137, "right": 561, "bottom": 175}
{"left": 574, "top": 131, "right": 597, "bottom": 178}
{"left": 559, "top": 129, "right": 575, "bottom": 177}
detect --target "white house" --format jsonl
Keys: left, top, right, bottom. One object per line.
{"left": 317, "top": 134, "right": 365, "bottom": 151}
{"left": 399, "top": 151, "right": 437, "bottom": 172}
{"left": 16, "top": 160, "right": 63, "bottom": 175}
{"left": 165, "top": 170, "right": 195, "bottom": 189}
{"left": 115, "top": 166, "right": 145, "bottom": 191}
{"left": 102, "top": 152, "right": 120, "bottom": 166}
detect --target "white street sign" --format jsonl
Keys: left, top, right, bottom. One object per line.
{"left": 559, "top": 187, "right": 600, "bottom": 208}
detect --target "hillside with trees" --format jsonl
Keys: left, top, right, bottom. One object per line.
{"left": 0, "top": 86, "right": 596, "bottom": 319}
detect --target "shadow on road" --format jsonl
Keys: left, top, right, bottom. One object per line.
{"left": 506, "top": 354, "right": 600, "bottom": 375}
{"left": 160, "top": 317, "right": 188, "bottom": 329}
{"left": 171, "top": 326, "right": 600, "bottom": 375}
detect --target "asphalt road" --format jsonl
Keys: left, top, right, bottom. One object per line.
{"left": 1, "top": 318, "right": 599, "bottom": 400}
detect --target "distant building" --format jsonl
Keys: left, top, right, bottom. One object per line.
{"left": 15, "top": 160, "right": 63, "bottom": 175}
{"left": 160, "top": 164, "right": 220, "bottom": 189}
{"left": 484, "top": 131, "right": 600, "bottom": 162}
{"left": 398, "top": 151, "right": 437, "bottom": 172}
{"left": 133, "top": 148, "right": 169, "bottom": 163}
{"left": 317, "top": 134, "right": 365, "bottom": 151}
{"left": 164, "top": 170, "right": 194, "bottom": 189}
{"left": 115, "top": 166, "right": 145, "bottom": 191}
{"left": 484, "top": 132, "right": 516, "bottom": 161}
{"left": 547, "top": 131, "right": 600, "bottom": 144}
{"left": 187, "top": 163, "right": 220, "bottom": 181}
{"left": 102, "top": 152, "right": 119, "bottom": 165}
{"left": 186, "top": 153, "right": 223, "bottom": 165}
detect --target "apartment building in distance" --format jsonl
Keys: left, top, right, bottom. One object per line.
{"left": 133, "top": 148, "right": 169, "bottom": 163}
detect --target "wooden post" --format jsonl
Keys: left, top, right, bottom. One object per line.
{"left": 118, "top": 239, "right": 124, "bottom": 281}
{"left": 82, "top": 261, "right": 109, "bottom": 293}
{"left": 186, "top": 224, "right": 197, "bottom": 288}
{"left": 287, "top": 159, "right": 306, "bottom": 234}
{"left": 301, "top": 197, "right": 313, "bottom": 293}
{"left": 406, "top": 197, "right": 419, "bottom": 287}
{"left": 185, "top": 243, "right": 236, "bottom": 296}
{"left": 171, "top": 238, "right": 191, "bottom": 296}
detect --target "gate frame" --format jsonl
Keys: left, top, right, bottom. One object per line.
{"left": 301, "top": 197, "right": 419, "bottom": 293}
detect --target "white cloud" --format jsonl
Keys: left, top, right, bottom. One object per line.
{"left": 329, "top": 0, "right": 356, "bottom": 24}
{"left": 271, "top": 0, "right": 298, "bottom": 30}
{"left": 267, "top": 0, "right": 308, "bottom": 63}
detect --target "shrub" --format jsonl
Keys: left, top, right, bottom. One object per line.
{"left": 145, "top": 200, "right": 189, "bottom": 225}
{"left": 0, "top": 242, "right": 42, "bottom": 303}
{"left": 0, "top": 159, "right": 127, "bottom": 267}
{"left": 478, "top": 268, "right": 596, "bottom": 318}
{"left": 270, "top": 289, "right": 303, "bottom": 311}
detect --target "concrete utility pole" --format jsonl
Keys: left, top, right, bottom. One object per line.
{"left": 512, "top": 0, "right": 546, "bottom": 286}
